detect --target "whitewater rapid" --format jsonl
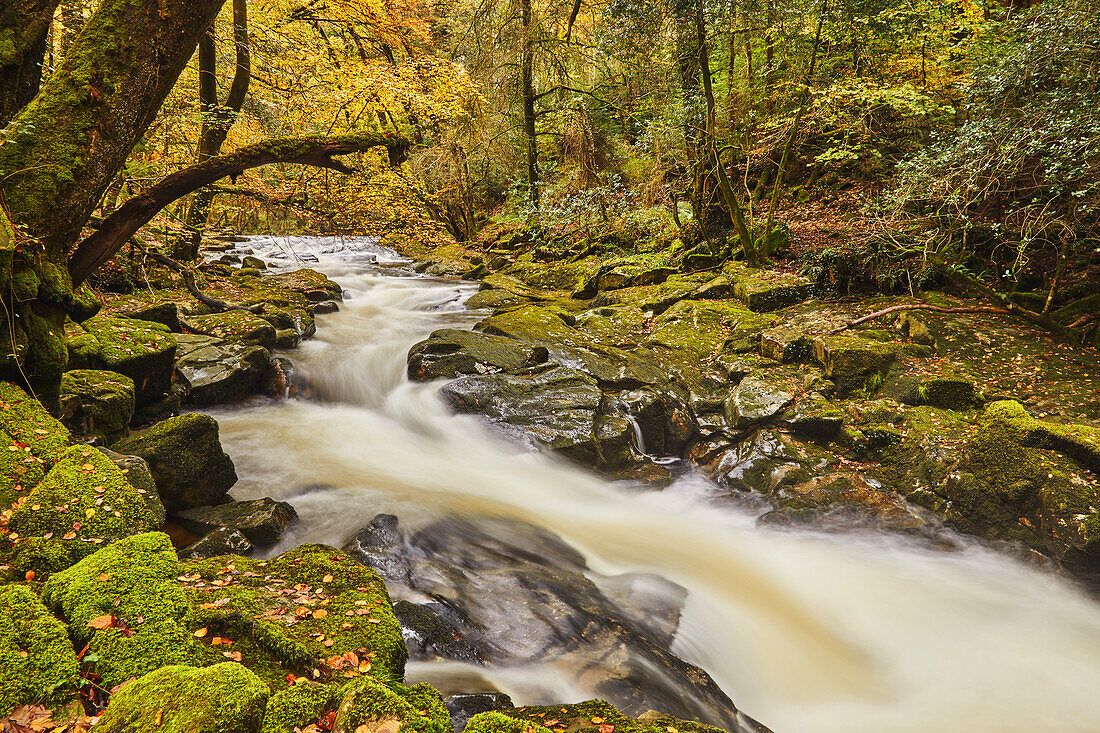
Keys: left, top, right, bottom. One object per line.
{"left": 210, "top": 235, "right": 1100, "bottom": 733}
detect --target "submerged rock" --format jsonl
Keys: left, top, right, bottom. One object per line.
{"left": 113, "top": 412, "right": 237, "bottom": 513}
{"left": 348, "top": 514, "right": 742, "bottom": 729}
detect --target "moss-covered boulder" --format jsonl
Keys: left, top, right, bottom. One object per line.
{"left": 65, "top": 316, "right": 177, "bottom": 407}
{"left": 944, "top": 401, "right": 1100, "bottom": 570}
{"left": 6, "top": 445, "right": 161, "bottom": 575}
{"left": 178, "top": 544, "right": 408, "bottom": 690}
{"left": 729, "top": 266, "right": 813, "bottom": 312}
{"left": 724, "top": 373, "right": 799, "bottom": 430}
{"left": 812, "top": 334, "right": 896, "bottom": 395}
{"left": 58, "top": 369, "right": 135, "bottom": 441}
{"left": 263, "top": 680, "right": 341, "bottom": 733}
{"left": 187, "top": 311, "right": 278, "bottom": 350}
{"left": 331, "top": 677, "right": 451, "bottom": 733}
{"left": 40, "top": 533, "right": 209, "bottom": 687}
{"left": 269, "top": 268, "right": 343, "bottom": 301}
{"left": 465, "top": 700, "right": 733, "bottom": 733}
{"left": 94, "top": 663, "right": 269, "bottom": 733}
{"left": 0, "top": 381, "right": 73, "bottom": 462}
{"left": 0, "top": 585, "right": 81, "bottom": 716}
{"left": 113, "top": 413, "right": 237, "bottom": 513}
{"left": 115, "top": 301, "right": 183, "bottom": 332}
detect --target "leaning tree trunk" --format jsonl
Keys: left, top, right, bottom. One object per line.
{"left": 0, "top": 0, "right": 228, "bottom": 404}
{"left": 178, "top": 0, "right": 251, "bottom": 260}
{"left": 0, "top": 0, "right": 61, "bottom": 125}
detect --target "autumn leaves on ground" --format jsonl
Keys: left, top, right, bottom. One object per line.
{"left": 1, "top": 0, "right": 1099, "bottom": 729}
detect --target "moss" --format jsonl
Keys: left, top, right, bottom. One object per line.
{"left": 268, "top": 268, "right": 343, "bottom": 300}
{"left": 466, "top": 700, "right": 725, "bottom": 733}
{"left": 0, "top": 381, "right": 72, "bottom": 456}
{"left": 6, "top": 444, "right": 159, "bottom": 574}
{"left": 112, "top": 412, "right": 237, "bottom": 513}
{"left": 93, "top": 663, "right": 269, "bottom": 733}
{"left": 262, "top": 680, "right": 341, "bottom": 733}
{"left": 178, "top": 544, "right": 407, "bottom": 691}
{"left": 644, "top": 299, "right": 772, "bottom": 361}
{"left": 187, "top": 311, "right": 278, "bottom": 350}
{"left": 0, "top": 585, "right": 81, "bottom": 716}
{"left": 727, "top": 265, "right": 814, "bottom": 312}
{"left": 0, "top": 426, "right": 49, "bottom": 509}
{"left": 65, "top": 316, "right": 177, "bottom": 405}
{"left": 333, "top": 677, "right": 451, "bottom": 733}
{"left": 58, "top": 369, "right": 135, "bottom": 440}
{"left": 812, "top": 335, "right": 897, "bottom": 395}
{"left": 40, "top": 532, "right": 209, "bottom": 687}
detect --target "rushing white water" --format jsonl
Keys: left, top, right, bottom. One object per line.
{"left": 211, "top": 235, "right": 1100, "bottom": 733}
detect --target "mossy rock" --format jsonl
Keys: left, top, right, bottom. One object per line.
{"left": 58, "top": 369, "right": 135, "bottom": 441}
{"left": 465, "top": 700, "right": 729, "bottom": 733}
{"left": 113, "top": 413, "right": 237, "bottom": 513}
{"left": 263, "top": 680, "right": 341, "bottom": 733}
{"left": 6, "top": 445, "right": 161, "bottom": 575}
{"left": 0, "top": 585, "right": 81, "bottom": 716}
{"left": 0, "top": 427, "right": 49, "bottom": 511}
{"left": 178, "top": 544, "right": 408, "bottom": 691}
{"left": 41, "top": 533, "right": 210, "bottom": 687}
{"left": 812, "top": 335, "right": 896, "bottom": 395}
{"left": 0, "top": 381, "right": 73, "bottom": 464}
{"left": 728, "top": 265, "right": 814, "bottom": 312}
{"left": 332, "top": 677, "right": 451, "bottom": 733}
{"left": 115, "top": 301, "right": 183, "bottom": 332}
{"left": 65, "top": 316, "right": 177, "bottom": 406}
{"left": 269, "top": 268, "right": 343, "bottom": 301}
{"left": 187, "top": 311, "right": 278, "bottom": 350}
{"left": 943, "top": 401, "right": 1100, "bottom": 570}
{"left": 94, "top": 663, "right": 270, "bottom": 733}
{"left": 644, "top": 300, "right": 772, "bottom": 362}
{"left": 885, "top": 372, "right": 981, "bottom": 410}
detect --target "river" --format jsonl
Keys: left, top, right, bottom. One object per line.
{"left": 209, "top": 235, "right": 1100, "bottom": 733}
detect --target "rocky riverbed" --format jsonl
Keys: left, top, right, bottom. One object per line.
{"left": 2, "top": 229, "right": 1099, "bottom": 733}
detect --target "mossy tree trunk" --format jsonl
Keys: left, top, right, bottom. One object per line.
{"left": 0, "top": 0, "right": 61, "bottom": 125}
{"left": 0, "top": 0, "right": 229, "bottom": 404}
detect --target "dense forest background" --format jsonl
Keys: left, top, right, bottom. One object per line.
{"left": 2, "top": 0, "right": 1098, "bottom": 399}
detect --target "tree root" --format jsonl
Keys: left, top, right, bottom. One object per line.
{"left": 829, "top": 304, "right": 1012, "bottom": 334}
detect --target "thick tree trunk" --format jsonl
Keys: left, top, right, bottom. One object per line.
{"left": 0, "top": 0, "right": 228, "bottom": 403}
{"left": 520, "top": 0, "right": 539, "bottom": 208}
{"left": 0, "top": 0, "right": 61, "bottom": 125}
{"left": 0, "top": 0, "right": 230, "bottom": 262}
{"left": 179, "top": 0, "right": 251, "bottom": 259}
{"left": 68, "top": 132, "right": 409, "bottom": 285}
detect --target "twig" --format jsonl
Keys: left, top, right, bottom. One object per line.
{"left": 829, "top": 304, "right": 1012, "bottom": 334}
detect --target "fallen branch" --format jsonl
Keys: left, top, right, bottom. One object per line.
{"left": 68, "top": 131, "right": 408, "bottom": 285}
{"left": 142, "top": 249, "right": 263, "bottom": 315}
{"left": 829, "top": 304, "right": 1012, "bottom": 334}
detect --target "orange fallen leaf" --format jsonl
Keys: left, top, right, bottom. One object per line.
{"left": 87, "top": 615, "right": 115, "bottom": 630}
{"left": 194, "top": 628, "right": 208, "bottom": 638}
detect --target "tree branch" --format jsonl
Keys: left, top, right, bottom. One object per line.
{"left": 68, "top": 132, "right": 409, "bottom": 285}
{"left": 829, "top": 304, "right": 1013, "bottom": 334}
{"left": 143, "top": 248, "right": 264, "bottom": 314}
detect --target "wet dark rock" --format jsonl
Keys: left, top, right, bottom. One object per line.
{"left": 346, "top": 514, "right": 742, "bottom": 729}
{"left": 174, "top": 497, "right": 298, "bottom": 545}
{"left": 179, "top": 526, "right": 253, "bottom": 559}
{"left": 343, "top": 513, "right": 413, "bottom": 581}
{"left": 241, "top": 256, "right": 267, "bottom": 269}
{"left": 112, "top": 413, "right": 237, "bottom": 513}
{"left": 445, "top": 693, "right": 515, "bottom": 733}
{"left": 313, "top": 300, "right": 340, "bottom": 314}
{"left": 394, "top": 600, "right": 484, "bottom": 664}
{"left": 304, "top": 288, "right": 330, "bottom": 301}
{"left": 619, "top": 388, "right": 697, "bottom": 457}
{"left": 174, "top": 334, "right": 275, "bottom": 406}
{"left": 725, "top": 374, "right": 797, "bottom": 429}
{"left": 408, "top": 329, "right": 549, "bottom": 381}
